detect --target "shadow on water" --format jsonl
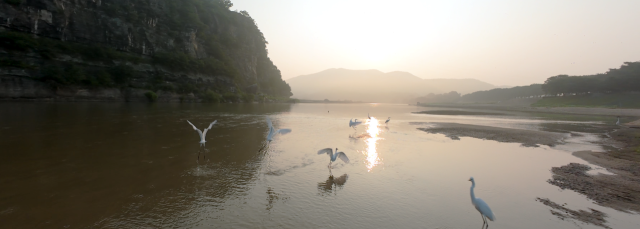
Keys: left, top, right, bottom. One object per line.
{"left": 317, "top": 174, "right": 348, "bottom": 195}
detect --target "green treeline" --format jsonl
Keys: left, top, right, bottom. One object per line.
{"left": 542, "top": 62, "right": 640, "bottom": 94}
{"left": 416, "top": 85, "right": 543, "bottom": 104}
{"left": 460, "top": 84, "right": 543, "bottom": 103}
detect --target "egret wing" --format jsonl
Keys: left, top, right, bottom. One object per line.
{"left": 187, "top": 120, "right": 204, "bottom": 141}
{"left": 205, "top": 120, "right": 217, "bottom": 130}
{"left": 202, "top": 120, "right": 217, "bottom": 138}
{"left": 187, "top": 120, "right": 198, "bottom": 130}
{"left": 266, "top": 117, "right": 273, "bottom": 129}
{"left": 276, "top": 129, "right": 291, "bottom": 135}
{"left": 195, "top": 129, "right": 204, "bottom": 141}
{"left": 317, "top": 148, "right": 333, "bottom": 155}
{"left": 474, "top": 198, "right": 496, "bottom": 221}
{"left": 336, "top": 152, "right": 350, "bottom": 163}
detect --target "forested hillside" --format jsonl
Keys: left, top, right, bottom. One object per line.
{"left": 0, "top": 0, "right": 291, "bottom": 102}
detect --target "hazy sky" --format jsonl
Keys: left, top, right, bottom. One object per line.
{"left": 231, "top": 0, "right": 640, "bottom": 86}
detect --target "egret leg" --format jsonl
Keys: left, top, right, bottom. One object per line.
{"left": 202, "top": 144, "right": 206, "bottom": 160}
{"left": 480, "top": 214, "right": 486, "bottom": 229}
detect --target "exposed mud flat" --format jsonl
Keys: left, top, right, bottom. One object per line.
{"left": 536, "top": 198, "right": 611, "bottom": 229}
{"left": 412, "top": 122, "right": 567, "bottom": 147}
{"left": 413, "top": 110, "right": 508, "bottom": 116}
{"left": 547, "top": 150, "right": 640, "bottom": 213}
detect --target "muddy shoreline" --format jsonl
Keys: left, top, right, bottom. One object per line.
{"left": 414, "top": 114, "right": 640, "bottom": 227}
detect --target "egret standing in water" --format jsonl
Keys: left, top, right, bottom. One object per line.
{"left": 616, "top": 116, "right": 621, "bottom": 125}
{"left": 266, "top": 117, "right": 291, "bottom": 141}
{"left": 469, "top": 177, "right": 495, "bottom": 229}
{"left": 186, "top": 120, "right": 217, "bottom": 161}
{"left": 317, "top": 148, "right": 350, "bottom": 170}
{"left": 385, "top": 117, "right": 391, "bottom": 124}
{"left": 349, "top": 119, "right": 362, "bottom": 128}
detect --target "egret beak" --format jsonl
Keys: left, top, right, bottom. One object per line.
{"left": 468, "top": 178, "right": 471, "bottom": 181}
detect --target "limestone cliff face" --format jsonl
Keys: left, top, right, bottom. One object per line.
{"left": 0, "top": 0, "right": 292, "bottom": 101}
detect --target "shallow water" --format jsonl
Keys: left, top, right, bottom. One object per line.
{"left": 0, "top": 102, "right": 638, "bottom": 228}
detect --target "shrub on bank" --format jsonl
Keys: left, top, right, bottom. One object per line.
{"left": 144, "top": 91, "right": 158, "bottom": 102}
{"left": 202, "top": 90, "right": 222, "bottom": 103}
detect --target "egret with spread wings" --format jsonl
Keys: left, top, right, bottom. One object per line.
{"left": 317, "top": 148, "right": 350, "bottom": 170}
{"left": 187, "top": 120, "right": 217, "bottom": 161}
{"left": 266, "top": 117, "right": 291, "bottom": 141}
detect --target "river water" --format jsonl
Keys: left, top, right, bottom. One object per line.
{"left": 0, "top": 102, "right": 638, "bottom": 228}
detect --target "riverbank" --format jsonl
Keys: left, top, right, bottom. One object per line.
{"left": 547, "top": 128, "right": 640, "bottom": 214}
{"left": 414, "top": 113, "right": 640, "bottom": 226}
{"left": 420, "top": 103, "right": 640, "bottom": 117}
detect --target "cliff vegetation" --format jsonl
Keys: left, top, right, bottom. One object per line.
{"left": 0, "top": 0, "right": 292, "bottom": 102}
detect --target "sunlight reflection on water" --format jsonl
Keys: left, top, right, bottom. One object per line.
{"left": 363, "top": 117, "right": 383, "bottom": 171}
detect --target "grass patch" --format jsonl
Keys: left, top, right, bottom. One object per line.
{"left": 532, "top": 93, "right": 640, "bottom": 109}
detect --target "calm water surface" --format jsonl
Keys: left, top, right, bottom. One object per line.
{"left": 0, "top": 103, "right": 638, "bottom": 228}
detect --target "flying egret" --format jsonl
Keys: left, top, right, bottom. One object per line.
{"left": 266, "top": 117, "right": 291, "bottom": 141}
{"left": 187, "top": 120, "right": 217, "bottom": 160}
{"left": 317, "top": 148, "right": 350, "bottom": 169}
{"left": 616, "top": 116, "right": 620, "bottom": 125}
{"left": 469, "top": 177, "right": 495, "bottom": 229}
{"left": 385, "top": 117, "right": 391, "bottom": 124}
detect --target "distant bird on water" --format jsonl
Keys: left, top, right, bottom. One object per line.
{"left": 318, "top": 148, "right": 350, "bottom": 169}
{"left": 187, "top": 120, "right": 217, "bottom": 160}
{"left": 616, "top": 116, "right": 620, "bottom": 125}
{"left": 385, "top": 117, "right": 391, "bottom": 124}
{"left": 266, "top": 117, "right": 291, "bottom": 141}
{"left": 469, "top": 177, "right": 495, "bottom": 229}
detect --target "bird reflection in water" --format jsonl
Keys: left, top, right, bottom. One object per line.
{"left": 266, "top": 187, "right": 289, "bottom": 211}
{"left": 318, "top": 174, "right": 348, "bottom": 195}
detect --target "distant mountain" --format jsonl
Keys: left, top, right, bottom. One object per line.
{"left": 286, "top": 69, "right": 495, "bottom": 103}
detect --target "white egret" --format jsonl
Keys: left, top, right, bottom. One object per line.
{"left": 385, "top": 117, "right": 390, "bottom": 124}
{"left": 616, "top": 116, "right": 620, "bottom": 125}
{"left": 349, "top": 119, "right": 362, "bottom": 128}
{"left": 469, "top": 177, "right": 495, "bottom": 229}
{"left": 266, "top": 117, "right": 291, "bottom": 141}
{"left": 317, "top": 148, "right": 350, "bottom": 169}
{"left": 187, "top": 120, "right": 217, "bottom": 160}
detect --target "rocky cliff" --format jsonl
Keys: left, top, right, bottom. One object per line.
{"left": 0, "top": 0, "right": 292, "bottom": 102}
